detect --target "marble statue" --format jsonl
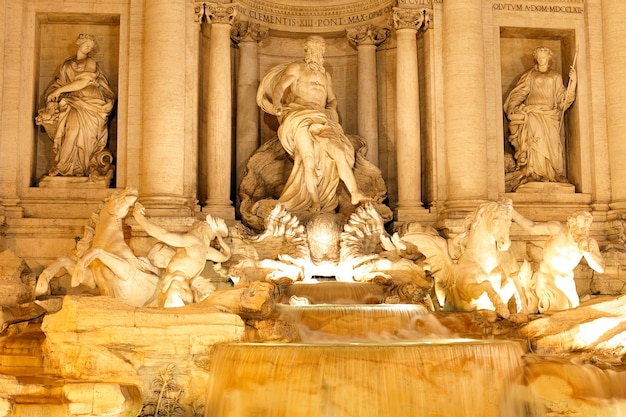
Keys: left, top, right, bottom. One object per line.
{"left": 36, "top": 188, "right": 161, "bottom": 307}
{"left": 35, "top": 34, "right": 116, "bottom": 178}
{"left": 504, "top": 46, "right": 576, "bottom": 190}
{"left": 395, "top": 200, "right": 528, "bottom": 318}
{"left": 256, "top": 36, "right": 368, "bottom": 216}
{"left": 132, "top": 203, "right": 232, "bottom": 308}
{"left": 511, "top": 208, "right": 605, "bottom": 313}
{"left": 228, "top": 202, "right": 432, "bottom": 307}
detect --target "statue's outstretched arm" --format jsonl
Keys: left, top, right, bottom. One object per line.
{"left": 133, "top": 202, "right": 195, "bottom": 248}
{"left": 511, "top": 208, "right": 555, "bottom": 235}
{"left": 582, "top": 239, "right": 605, "bottom": 273}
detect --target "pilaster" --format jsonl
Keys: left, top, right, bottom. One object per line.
{"left": 392, "top": 6, "right": 433, "bottom": 222}
{"left": 441, "top": 0, "right": 489, "bottom": 217}
{"left": 346, "top": 24, "right": 389, "bottom": 167}
{"left": 231, "top": 20, "right": 268, "bottom": 211}
{"left": 198, "top": 2, "right": 237, "bottom": 219}
{"left": 602, "top": 0, "right": 626, "bottom": 212}
{"left": 141, "top": 0, "right": 190, "bottom": 215}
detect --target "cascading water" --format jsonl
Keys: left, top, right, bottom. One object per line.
{"left": 200, "top": 201, "right": 626, "bottom": 417}
{"left": 204, "top": 297, "right": 526, "bottom": 417}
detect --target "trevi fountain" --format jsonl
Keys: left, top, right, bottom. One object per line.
{"left": 1, "top": 0, "right": 626, "bottom": 416}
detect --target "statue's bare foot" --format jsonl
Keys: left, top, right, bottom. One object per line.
{"left": 351, "top": 191, "right": 370, "bottom": 206}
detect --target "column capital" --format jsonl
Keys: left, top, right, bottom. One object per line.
{"left": 194, "top": 2, "right": 237, "bottom": 24}
{"left": 231, "top": 19, "right": 269, "bottom": 44}
{"left": 392, "top": 7, "right": 431, "bottom": 31}
{"left": 346, "top": 24, "right": 389, "bottom": 48}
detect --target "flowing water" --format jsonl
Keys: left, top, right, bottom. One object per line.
{"left": 276, "top": 304, "right": 451, "bottom": 341}
{"left": 204, "top": 282, "right": 626, "bottom": 417}
{"left": 205, "top": 339, "right": 525, "bottom": 417}
{"left": 205, "top": 301, "right": 526, "bottom": 417}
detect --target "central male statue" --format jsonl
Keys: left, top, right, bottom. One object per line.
{"left": 257, "top": 36, "right": 368, "bottom": 214}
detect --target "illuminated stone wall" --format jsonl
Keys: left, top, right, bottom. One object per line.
{"left": 0, "top": 0, "right": 624, "bottom": 297}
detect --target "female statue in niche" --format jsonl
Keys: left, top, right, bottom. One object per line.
{"left": 36, "top": 34, "right": 116, "bottom": 178}
{"left": 504, "top": 46, "right": 576, "bottom": 191}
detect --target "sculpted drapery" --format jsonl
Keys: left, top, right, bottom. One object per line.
{"left": 38, "top": 34, "right": 116, "bottom": 177}
{"left": 257, "top": 62, "right": 357, "bottom": 214}
{"left": 504, "top": 47, "right": 576, "bottom": 189}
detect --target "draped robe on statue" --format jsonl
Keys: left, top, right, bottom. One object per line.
{"left": 44, "top": 58, "right": 116, "bottom": 176}
{"left": 257, "top": 62, "right": 357, "bottom": 215}
{"left": 504, "top": 67, "right": 574, "bottom": 184}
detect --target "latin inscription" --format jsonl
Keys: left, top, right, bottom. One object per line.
{"left": 492, "top": 3, "right": 584, "bottom": 13}
{"left": 235, "top": 4, "right": 395, "bottom": 28}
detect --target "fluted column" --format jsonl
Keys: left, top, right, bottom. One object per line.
{"left": 393, "top": 8, "right": 429, "bottom": 221}
{"left": 347, "top": 25, "right": 389, "bottom": 166}
{"left": 203, "top": 2, "right": 236, "bottom": 219}
{"left": 141, "top": 0, "right": 189, "bottom": 212}
{"left": 441, "top": 0, "right": 488, "bottom": 214}
{"left": 231, "top": 21, "right": 268, "bottom": 206}
{"left": 602, "top": 0, "right": 626, "bottom": 211}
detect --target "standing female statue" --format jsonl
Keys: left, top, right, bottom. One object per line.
{"left": 504, "top": 46, "right": 576, "bottom": 190}
{"left": 36, "top": 34, "right": 116, "bottom": 178}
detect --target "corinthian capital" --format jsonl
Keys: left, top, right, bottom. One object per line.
{"left": 231, "top": 19, "right": 269, "bottom": 43}
{"left": 202, "top": 2, "right": 237, "bottom": 25}
{"left": 346, "top": 24, "right": 390, "bottom": 48}
{"left": 392, "top": 7, "right": 431, "bottom": 31}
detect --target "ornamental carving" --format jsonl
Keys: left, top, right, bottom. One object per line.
{"left": 392, "top": 7, "right": 431, "bottom": 31}
{"left": 231, "top": 20, "right": 269, "bottom": 43}
{"left": 346, "top": 24, "right": 390, "bottom": 47}
{"left": 195, "top": 2, "right": 237, "bottom": 25}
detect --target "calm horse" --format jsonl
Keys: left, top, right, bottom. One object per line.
{"left": 37, "top": 187, "right": 160, "bottom": 307}
{"left": 399, "top": 199, "right": 527, "bottom": 318}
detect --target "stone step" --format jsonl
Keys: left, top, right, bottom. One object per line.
{"left": 0, "top": 323, "right": 46, "bottom": 377}
{"left": 0, "top": 353, "right": 43, "bottom": 371}
{"left": 2, "top": 376, "right": 142, "bottom": 417}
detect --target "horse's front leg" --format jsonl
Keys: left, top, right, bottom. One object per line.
{"left": 36, "top": 256, "right": 76, "bottom": 296}
{"left": 465, "top": 281, "right": 510, "bottom": 319}
{"left": 71, "top": 248, "right": 104, "bottom": 288}
{"left": 503, "top": 273, "right": 530, "bottom": 314}
{"left": 72, "top": 247, "right": 136, "bottom": 287}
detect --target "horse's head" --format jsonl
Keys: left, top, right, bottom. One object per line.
{"left": 472, "top": 199, "right": 513, "bottom": 251}
{"left": 104, "top": 187, "right": 139, "bottom": 218}
{"left": 486, "top": 200, "right": 513, "bottom": 251}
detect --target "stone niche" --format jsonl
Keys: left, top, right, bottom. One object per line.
{"left": 34, "top": 13, "right": 120, "bottom": 186}
{"left": 499, "top": 27, "right": 579, "bottom": 193}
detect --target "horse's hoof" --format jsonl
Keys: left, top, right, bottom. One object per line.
{"left": 508, "top": 312, "right": 529, "bottom": 324}
{"left": 495, "top": 304, "right": 511, "bottom": 319}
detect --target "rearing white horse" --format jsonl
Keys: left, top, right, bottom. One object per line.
{"left": 37, "top": 187, "right": 161, "bottom": 307}
{"left": 397, "top": 200, "right": 528, "bottom": 318}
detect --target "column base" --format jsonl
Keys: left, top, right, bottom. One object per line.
{"left": 394, "top": 204, "right": 435, "bottom": 224}
{"left": 0, "top": 199, "right": 24, "bottom": 218}
{"left": 202, "top": 201, "right": 235, "bottom": 221}
{"left": 609, "top": 201, "right": 626, "bottom": 212}
{"left": 439, "top": 199, "right": 491, "bottom": 219}
{"left": 139, "top": 195, "right": 193, "bottom": 217}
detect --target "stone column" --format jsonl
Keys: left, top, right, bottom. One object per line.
{"left": 347, "top": 25, "right": 389, "bottom": 166}
{"left": 203, "top": 2, "right": 237, "bottom": 219}
{"left": 231, "top": 21, "right": 268, "bottom": 206}
{"left": 602, "top": 0, "right": 626, "bottom": 212}
{"left": 393, "top": 7, "right": 429, "bottom": 221}
{"left": 441, "top": 0, "right": 488, "bottom": 215}
{"left": 141, "top": 0, "right": 189, "bottom": 213}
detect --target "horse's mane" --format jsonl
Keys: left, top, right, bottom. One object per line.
{"left": 75, "top": 190, "right": 128, "bottom": 257}
{"left": 450, "top": 200, "right": 512, "bottom": 259}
